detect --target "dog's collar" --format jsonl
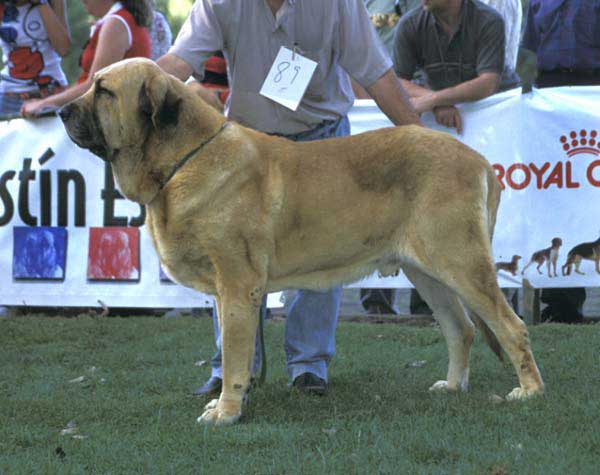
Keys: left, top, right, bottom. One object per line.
{"left": 158, "top": 121, "right": 229, "bottom": 191}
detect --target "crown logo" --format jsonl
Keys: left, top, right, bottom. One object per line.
{"left": 560, "top": 129, "right": 599, "bottom": 157}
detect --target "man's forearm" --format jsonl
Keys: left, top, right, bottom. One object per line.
{"left": 366, "top": 69, "right": 421, "bottom": 126}
{"left": 156, "top": 53, "right": 194, "bottom": 82}
{"left": 430, "top": 72, "right": 500, "bottom": 108}
{"left": 399, "top": 77, "right": 431, "bottom": 98}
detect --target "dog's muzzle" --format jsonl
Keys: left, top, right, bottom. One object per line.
{"left": 59, "top": 102, "right": 111, "bottom": 162}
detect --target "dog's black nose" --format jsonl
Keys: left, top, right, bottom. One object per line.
{"left": 58, "top": 105, "right": 72, "bottom": 122}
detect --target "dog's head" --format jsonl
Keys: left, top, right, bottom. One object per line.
{"left": 512, "top": 255, "right": 521, "bottom": 262}
{"left": 59, "top": 58, "right": 188, "bottom": 203}
{"left": 551, "top": 237, "right": 562, "bottom": 248}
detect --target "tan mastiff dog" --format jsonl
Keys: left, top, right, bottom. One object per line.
{"left": 59, "top": 58, "right": 544, "bottom": 425}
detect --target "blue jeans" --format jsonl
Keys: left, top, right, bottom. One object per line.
{"left": 210, "top": 116, "right": 350, "bottom": 383}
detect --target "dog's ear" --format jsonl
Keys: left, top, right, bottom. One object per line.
{"left": 139, "top": 74, "right": 182, "bottom": 129}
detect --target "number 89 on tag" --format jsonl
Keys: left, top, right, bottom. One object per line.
{"left": 260, "top": 46, "right": 318, "bottom": 111}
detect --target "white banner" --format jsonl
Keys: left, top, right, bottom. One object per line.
{"left": 1, "top": 86, "right": 599, "bottom": 307}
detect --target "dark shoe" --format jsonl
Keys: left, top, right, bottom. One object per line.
{"left": 192, "top": 376, "right": 222, "bottom": 397}
{"left": 292, "top": 372, "right": 327, "bottom": 396}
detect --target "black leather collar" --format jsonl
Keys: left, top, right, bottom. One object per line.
{"left": 158, "top": 121, "right": 229, "bottom": 190}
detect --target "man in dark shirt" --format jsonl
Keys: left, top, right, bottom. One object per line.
{"left": 393, "top": 0, "right": 519, "bottom": 133}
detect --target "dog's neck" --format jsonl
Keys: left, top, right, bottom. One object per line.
{"left": 135, "top": 82, "right": 229, "bottom": 204}
{"left": 156, "top": 120, "right": 230, "bottom": 192}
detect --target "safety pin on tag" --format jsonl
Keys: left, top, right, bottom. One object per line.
{"left": 292, "top": 42, "right": 298, "bottom": 61}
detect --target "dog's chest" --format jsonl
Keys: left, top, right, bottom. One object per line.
{"left": 147, "top": 211, "right": 217, "bottom": 293}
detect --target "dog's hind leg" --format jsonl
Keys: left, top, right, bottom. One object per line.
{"left": 403, "top": 265, "right": 474, "bottom": 393}
{"left": 427, "top": 249, "right": 544, "bottom": 401}
{"left": 520, "top": 259, "right": 534, "bottom": 275}
{"left": 536, "top": 260, "right": 544, "bottom": 274}
{"left": 574, "top": 256, "right": 585, "bottom": 275}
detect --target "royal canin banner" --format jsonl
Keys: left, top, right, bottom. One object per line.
{"left": 0, "top": 86, "right": 599, "bottom": 308}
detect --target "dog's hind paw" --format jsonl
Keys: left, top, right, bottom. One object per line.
{"left": 429, "top": 380, "right": 453, "bottom": 392}
{"left": 505, "top": 387, "right": 543, "bottom": 401}
{"left": 429, "top": 379, "right": 468, "bottom": 392}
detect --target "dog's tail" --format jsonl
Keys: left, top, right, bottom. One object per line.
{"left": 475, "top": 165, "right": 504, "bottom": 362}
{"left": 471, "top": 313, "right": 504, "bottom": 361}
{"left": 485, "top": 164, "right": 502, "bottom": 243}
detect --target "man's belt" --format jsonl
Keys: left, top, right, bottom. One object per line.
{"left": 371, "top": 12, "right": 400, "bottom": 29}
{"left": 544, "top": 68, "right": 600, "bottom": 76}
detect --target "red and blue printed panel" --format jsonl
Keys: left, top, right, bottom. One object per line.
{"left": 13, "top": 226, "right": 67, "bottom": 280}
{"left": 87, "top": 227, "right": 140, "bottom": 281}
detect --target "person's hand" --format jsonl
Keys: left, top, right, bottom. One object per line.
{"left": 411, "top": 92, "right": 437, "bottom": 114}
{"left": 188, "top": 82, "right": 225, "bottom": 113}
{"left": 433, "top": 105, "right": 463, "bottom": 134}
{"left": 21, "top": 98, "right": 52, "bottom": 118}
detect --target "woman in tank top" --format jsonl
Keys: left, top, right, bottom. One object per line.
{"left": 21, "top": 0, "right": 151, "bottom": 117}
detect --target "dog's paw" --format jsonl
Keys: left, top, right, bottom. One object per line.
{"left": 429, "top": 380, "right": 453, "bottom": 392}
{"left": 505, "top": 386, "right": 543, "bottom": 401}
{"left": 197, "top": 403, "right": 242, "bottom": 426}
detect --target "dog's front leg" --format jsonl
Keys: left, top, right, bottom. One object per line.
{"left": 198, "top": 280, "right": 264, "bottom": 426}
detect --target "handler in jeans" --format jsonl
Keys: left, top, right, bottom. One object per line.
{"left": 157, "top": 0, "right": 420, "bottom": 396}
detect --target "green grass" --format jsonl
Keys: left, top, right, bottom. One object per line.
{"left": 1, "top": 315, "right": 599, "bottom": 474}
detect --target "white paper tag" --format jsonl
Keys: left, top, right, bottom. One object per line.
{"left": 259, "top": 46, "right": 318, "bottom": 111}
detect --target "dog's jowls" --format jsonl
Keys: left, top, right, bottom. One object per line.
{"left": 60, "top": 58, "right": 544, "bottom": 426}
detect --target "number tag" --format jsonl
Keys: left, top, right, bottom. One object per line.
{"left": 259, "top": 46, "right": 318, "bottom": 111}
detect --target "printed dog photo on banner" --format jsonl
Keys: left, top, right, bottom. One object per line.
{"left": 87, "top": 227, "right": 140, "bottom": 281}
{"left": 12, "top": 227, "right": 67, "bottom": 280}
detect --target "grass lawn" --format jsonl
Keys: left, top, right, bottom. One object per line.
{"left": 1, "top": 315, "right": 599, "bottom": 474}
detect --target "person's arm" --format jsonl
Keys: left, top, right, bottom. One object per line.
{"left": 366, "top": 68, "right": 421, "bottom": 126}
{"left": 411, "top": 72, "right": 500, "bottom": 113}
{"left": 521, "top": 0, "right": 539, "bottom": 54}
{"left": 412, "top": 11, "right": 505, "bottom": 114}
{"left": 21, "top": 16, "right": 129, "bottom": 117}
{"left": 33, "top": 0, "right": 71, "bottom": 56}
{"left": 156, "top": 53, "right": 194, "bottom": 82}
{"left": 433, "top": 105, "right": 463, "bottom": 134}
{"left": 188, "top": 81, "right": 224, "bottom": 112}
{"left": 398, "top": 77, "right": 431, "bottom": 98}
{"left": 335, "top": 1, "right": 420, "bottom": 125}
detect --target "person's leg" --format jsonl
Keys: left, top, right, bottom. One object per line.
{"left": 194, "top": 297, "right": 264, "bottom": 394}
{"left": 280, "top": 117, "right": 350, "bottom": 388}
{"left": 362, "top": 288, "right": 398, "bottom": 314}
{"left": 284, "top": 287, "right": 342, "bottom": 383}
{"left": 410, "top": 288, "right": 433, "bottom": 315}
